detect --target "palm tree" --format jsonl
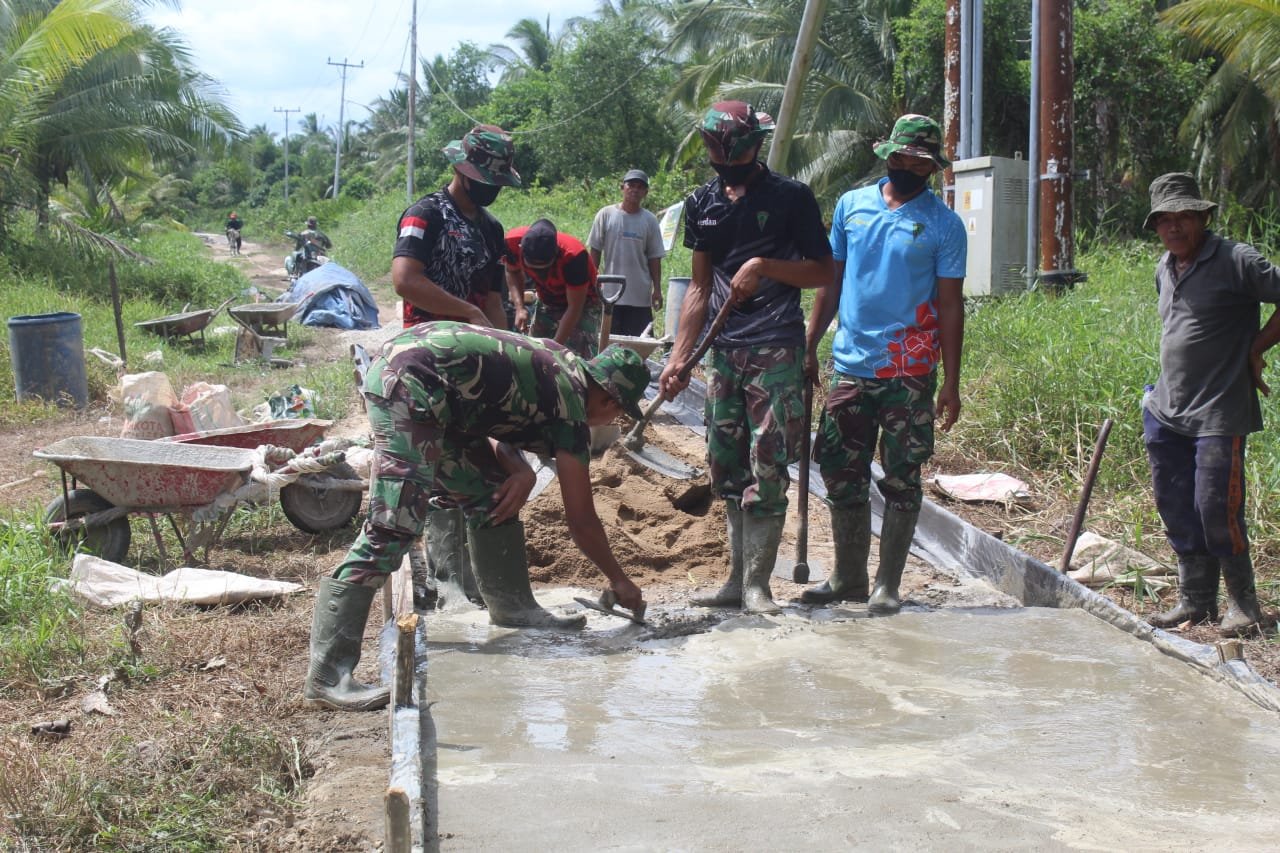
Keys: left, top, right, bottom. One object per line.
{"left": 489, "top": 17, "right": 559, "bottom": 82}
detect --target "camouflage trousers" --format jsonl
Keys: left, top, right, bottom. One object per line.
{"left": 815, "top": 371, "right": 937, "bottom": 513}
{"left": 336, "top": 381, "right": 508, "bottom": 581}
{"left": 705, "top": 345, "right": 803, "bottom": 516}
{"left": 530, "top": 299, "right": 602, "bottom": 359}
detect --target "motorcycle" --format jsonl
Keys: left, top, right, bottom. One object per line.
{"left": 284, "top": 230, "right": 329, "bottom": 280}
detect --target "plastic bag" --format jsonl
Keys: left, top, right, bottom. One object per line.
{"left": 267, "top": 385, "right": 317, "bottom": 420}
{"left": 120, "top": 372, "right": 181, "bottom": 439}
{"left": 181, "top": 382, "right": 243, "bottom": 432}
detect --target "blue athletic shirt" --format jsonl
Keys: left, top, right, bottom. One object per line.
{"left": 829, "top": 178, "right": 967, "bottom": 378}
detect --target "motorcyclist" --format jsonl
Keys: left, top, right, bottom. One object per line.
{"left": 286, "top": 216, "right": 332, "bottom": 277}
{"left": 300, "top": 216, "right": 332, "bottom": 252}
{"left": 225, "top": 211, "right": 243, "bottom": 253}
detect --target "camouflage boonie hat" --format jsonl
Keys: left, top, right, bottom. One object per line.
{"left": 1144, "top": 172, "right": 1216, "bottom": 230}
{"left": 443, "top": 124, "right": 522, "bottom": 187}
{"left": 699, "top": 101, "right": 775, "bottom": 162}
{"left": 584, "top": 345, "right": 650, "bottom": 420}
{"left": 873, "top": 114, "right": 950, "bottom": 169}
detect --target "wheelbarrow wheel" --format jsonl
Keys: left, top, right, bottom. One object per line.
{"left": 280, "top": 462, "right": 364, "bottom": 534}
{"left": 44, "top": 489, "right": 131, "bottom": 564}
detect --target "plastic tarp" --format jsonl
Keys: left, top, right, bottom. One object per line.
{"left": 283, "top": 261, "right": 381, "bottom": 330}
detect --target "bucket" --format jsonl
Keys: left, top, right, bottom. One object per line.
{"left": 7, "top": 312, "right": 89, "bottom": 408}
{"left": 664, "top": 277, "right": 691, "bottom": 340}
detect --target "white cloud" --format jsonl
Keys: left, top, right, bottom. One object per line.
{"left": 147, "top": 0, "right": 599, "bottom": 133}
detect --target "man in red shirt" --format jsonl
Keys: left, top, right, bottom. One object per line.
{"left": 505, "top": 219, "right": 602, "bottom": 358}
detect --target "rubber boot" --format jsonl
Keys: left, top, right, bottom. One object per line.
{"left": 409, "top": 536, "right": 436, "bottom": 611}
{"left": 427, "top": 508, "right": 481, "bottom": 611}
{"left": 468, "top": 520, "right": 586, "bottom": 630}
{"left": 692, "top": 500, "right": 744, "bottom": 608}
{"left": 868, "top": 508, "right": 920, "bottom": 616}
{"left": 800, "top": 503, "right": 871, "bottom": 604}
{"left": 1147, "top": 554, "right": 1219, "bottom": 628}
{"left": 1219, "top": 553, "right": 1266, "bottom": 637}
{"left": 742, "top": 512, "right": 785, "bottom": 615}
{"left": 303, "top": 577, "right": 391, "bottom": 711}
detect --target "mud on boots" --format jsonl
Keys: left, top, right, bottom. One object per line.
{"left": 867, "top": 507, "right": 919, "bottom": 616}
{"left": 692, "top": 499, "right": 745, "bottom": 608}
{"left": 1219, "top": 553, "right": 1267, "bottom": 637}
{"left": 304, "top": 575, "right": 391, "bottom": 712}
{"left": 1147, "top": 554, "right": 1219, "bottom": 629}
{"left": 742, "top": 512, "right": 784, "bottom": 614}
{"left": 426, "top": 507, "right": 482, "bottom": 611}
{"left": 800, "top": 502, "right": 871, "bottom": 605}
{"left": 469, "top": 519, "right": 586, "bottom": 630}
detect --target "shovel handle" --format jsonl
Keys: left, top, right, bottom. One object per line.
{"left": 793, "top": 377, "right": 813, "bottom": 583}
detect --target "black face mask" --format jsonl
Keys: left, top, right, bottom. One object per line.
{"left": 887, "top": 168, "right": 931, "bottom": 195}
{"left": 710, "top": 160, "right": 758, "bottom": 186}
{"left": 464, "top": 178, "right": 501, "bottom": 207}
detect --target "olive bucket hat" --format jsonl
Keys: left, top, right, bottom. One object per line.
{"left": 584, "top": 345, "right": 650, "bottom": 420}
{"left": 699, "top": 101, "right": 775, "bottom": 162}
{"left": 873, "top": 114, "right": 950, "bottom": 169}
{"left": 443, "top": 124, "right": 522, "bottom": 187}
{"left": 1143, "top": 172, "right": 1216, "bottom": 230}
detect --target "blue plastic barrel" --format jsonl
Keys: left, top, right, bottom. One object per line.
{"left": 7, "top": 312, "right": 89, "bottom": 408}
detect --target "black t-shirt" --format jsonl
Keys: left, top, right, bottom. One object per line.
{"left": 393, "top": 187, "right": 506, "bottom": 327}
{"left": 683, "top": 166, "right": 831, "bottom": 348}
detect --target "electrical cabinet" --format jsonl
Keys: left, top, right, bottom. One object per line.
{"left": 951, "top": 155, "right": 1029, "bottom": 296}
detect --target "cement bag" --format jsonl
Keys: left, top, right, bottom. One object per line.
{"left": 121, "top": 371, "right": 181, "bottom": 439}
{"left": 181, "top": 382, "right": 242, "bottom": 432}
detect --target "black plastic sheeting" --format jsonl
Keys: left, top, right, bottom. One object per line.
{"left": 649, "top": 368, "right": 1280, "bottom": 713}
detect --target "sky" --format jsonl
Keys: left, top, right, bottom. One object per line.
{"left": 146, "top": 0, "right": 600, "bottom": 134}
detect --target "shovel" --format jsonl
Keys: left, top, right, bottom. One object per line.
{"left": 597, "top": 274, "right": 625, "bottom": 351}
{"left": 773, "top": 376, "right": 823, "bottom": 584}
{"left": 619, "top": 296, "right": 734, "bottom": 478}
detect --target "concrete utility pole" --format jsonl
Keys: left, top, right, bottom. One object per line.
{"left": 943, "top": 0, "right": 961, "bottom": 206}
{"left": 274, "top": 107, "right": 300, "bottom": 203}
{"left": 766, "top": 0, "right": 828, "bottom": 172}
{"left": 407, "top": 0, "right": 417, "bottom": 203}
{"left": 327, "top": 57, "right": 363, "bottom": 199}
{"left": 1036, "top": 0, "right": 1081, "bottom": 290}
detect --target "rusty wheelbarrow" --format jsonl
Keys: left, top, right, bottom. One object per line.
{"left": 134, "top": 297, "right": 234, "bottom": 347}
{"left": 227, "top": 302, "right": 299, "bottom": 341}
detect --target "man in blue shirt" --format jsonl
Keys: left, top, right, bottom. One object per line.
{"left": 800, "top": 114, "right": 967, "bottom": 615}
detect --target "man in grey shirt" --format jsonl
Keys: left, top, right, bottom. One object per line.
{"left": 1143, "top": 172, "right": 1280, "bottom": 637}
{"left": 588, "top": 169, "right": 666, "bottom": 337}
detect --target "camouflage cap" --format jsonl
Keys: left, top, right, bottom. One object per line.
{"left": 699, "top": 101, "right": 775, "bottom": 162}
{"left": 1144, "top": 172, "right": 1216, "bottom": 230}
{"left": 443, "top": 124, "right": 522, "bottom": 187}
{"left": 873, "top": 114, "right": 950, "bottom": 169}
{"left": 583, "top": 345, "right": 650, "bottom": 420}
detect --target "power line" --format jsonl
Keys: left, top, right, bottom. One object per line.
{"left": 327, "top": 58, "right": 365, "bottom": 198}
{"left": 274, "top": 107, "right": 301, "bottom": 203}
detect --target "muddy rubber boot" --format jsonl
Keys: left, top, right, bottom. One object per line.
{"left": 868, "top": 508, "right": 920, "bottom": 616}
{"left": 742, "top": 512, "right": 785, "bottom": 615}
{"left": 1219, "top": 553, "right": 1265, "bottom": 637}
{"left": 1147, "top": 554, "right": 1219, "bottom": 628}
{"left": 304, "top": 577, "right": 391, "bottom": 712}
{"left": 692, "top": 500, "right": 744, "bottom": 608}
{"left": 800, "top": 503, "right": 871, "bottom": 604}
{"left": 409, "top": 536, "right": 436, "bottom": 611}
{"left": 427, "top": 508, "right": 481, "bottom": 611}
{"left": 468, "top": 520, "right": 586, "bottom": 630}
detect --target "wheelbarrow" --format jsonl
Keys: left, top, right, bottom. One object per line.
{"left": 35, "top": 434, "right": 364, "bottom": 567}
{"left": 227, "top": 302, "right": 298, "bottom": 341}
{"left": 134, "top": 297, "right": 234, "bottom": 347}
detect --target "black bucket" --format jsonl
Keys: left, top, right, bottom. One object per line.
{"left": 7, "top": 312, "right": 89, "bottom": 408}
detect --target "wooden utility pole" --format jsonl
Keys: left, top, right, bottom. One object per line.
{"left": 766, "top": 0, "right": 828, "bottom": 171}
{"left": 407, "top": 0, "right": 417, "bottom": 203}
{"left": 327, "top": 57, "right": 363, "bottom": 199}
{"left": 1037, "top": 0, "right": 1082, "bottom": 291}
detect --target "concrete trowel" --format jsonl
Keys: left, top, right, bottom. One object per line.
{"left": 618, "top": 296, "right": 735, "bottom": 479}
{"left": 573, "top": 589, "right": 647, "bottom": 625}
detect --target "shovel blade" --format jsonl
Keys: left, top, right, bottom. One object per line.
{"left": 773, "top": 558, "right": 826, "bottom": 584}
{"left": 622, "top": 444, "right": 701, "bottom": 480}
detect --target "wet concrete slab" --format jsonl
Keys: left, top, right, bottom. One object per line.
{"left": 424, "top": 593, "right": 1280, "bottom": 851}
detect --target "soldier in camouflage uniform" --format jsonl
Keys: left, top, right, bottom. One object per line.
{"left": 800, "top": 114, "right": 967, "bottom": 615}
{"left": 658, "top": 101, "right": 834, "bottom": 614}
{"left": 304, "top": 323, "right": 649, "bottom": 712}
{"left": 391, "top": 124, "right": 522, "bottom": 612}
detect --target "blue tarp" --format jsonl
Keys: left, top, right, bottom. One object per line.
{"left": 283, "top": 262, "right": 381, "bottom": 330}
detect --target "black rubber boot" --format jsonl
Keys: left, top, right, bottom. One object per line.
{"left": 427, "top": 508, "right": 481, "bottom": 611}
{"left": 1148, "top": 554, "right": 1219, "bottom": 629}
{"left": 692, "top": 500, "right": 744, "bottom": 608}
{"left": 742, "top": 512, "right": 785, "bottom": 614}
{"left": 868, "top": 507, "right": 920, "bottom": 616}
{"left": 468, "top": 520, "right": 586, "bottom": 630}
{"left": 1219, "top": 553, "right": 1266, "bottom": 637}
{"left": 304, "top": 577, "right": 391, "bottom": 711}
{"left": 800, "top": 503, "right": 871, "bottom": 604}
